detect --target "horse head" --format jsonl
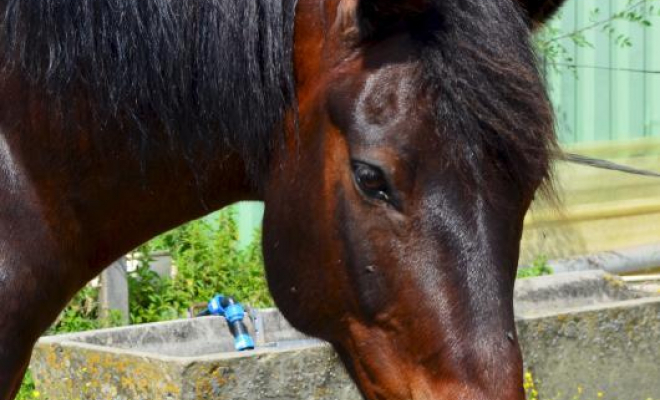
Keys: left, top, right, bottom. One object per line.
{"left": 0, "top": 0, "right": 566, "bottom": 398}
{"left": 263, "top": 0, "right": 562, "bottom": 399}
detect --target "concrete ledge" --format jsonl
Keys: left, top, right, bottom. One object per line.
{"left": 519, "top": 297, "right": 660, "bottom": 400}
{"left": 31, "top": 271, "right": 660, "bottom": 400}
{"left": 514, "top": 270, "right": 646, "bottom": 316}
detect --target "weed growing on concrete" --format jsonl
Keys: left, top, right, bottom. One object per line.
{"left": 517, "top": 255, "right": 553, "bottom": 279}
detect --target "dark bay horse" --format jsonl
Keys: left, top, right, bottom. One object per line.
{"left": 0, "top": 0, "right": 565, "bottom": 398}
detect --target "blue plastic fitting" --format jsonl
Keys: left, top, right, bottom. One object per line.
{"left": 203, "top": 294, "right": 255, "bottom": 352}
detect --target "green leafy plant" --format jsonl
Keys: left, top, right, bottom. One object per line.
{"left": 15, "top": 370, "right": 42, "bottom": 400}
{"left": 535, "top": 0, "right": 660, "bottom": 73}
{"left": 128, "top": 207, "right": 272, "bottom": 324}
{"left": 47, "top": 286, "right": 123, "bottom": 334}
{"left": 517, "top": 255, "right": 553, "bottom": 279}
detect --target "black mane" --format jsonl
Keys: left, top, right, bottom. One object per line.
{"left": 1, "top": 0, "right": 297, "bottom": 180}
{"left": 415, "top": 0, "right": 557, "bottom": 196}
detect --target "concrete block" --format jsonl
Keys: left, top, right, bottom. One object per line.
{"left": 513, "top": 270, "right": 644, "bottom": 316}
{"left": 519, "top": 298, "right": 660, "bottom": 400}
{"left": 99, "top": 258, "right": 129, "bottom": 324}
{"left": 31, "top": 271, "right": 660, "bottom": 400}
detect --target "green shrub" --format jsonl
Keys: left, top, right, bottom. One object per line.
{"left": 517, "top": 255, "right": 553, "bottom": 279}
{"left": 48, "top": 286, "right": 123, "bottom": 334}
{"left": 15, "top": 370, "right": 42, "bottom": 400}
{"left": 128, "top": 207, "right": 273, "bottom": 324}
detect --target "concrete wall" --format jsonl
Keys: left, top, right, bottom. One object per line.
{"left": 31, "top": 272, "right": 660, "bottom": 400}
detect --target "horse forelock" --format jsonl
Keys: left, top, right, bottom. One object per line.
{"left": 0, "top": 0, "right": 298, "bottom": 184}
{"left": 412, "top": 0, "right": 557, "bottom": 199}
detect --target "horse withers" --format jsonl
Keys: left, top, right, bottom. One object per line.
{"left": 0, "top": 0, "right": 564, "bottom": 398}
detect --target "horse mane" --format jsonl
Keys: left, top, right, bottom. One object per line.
{"left": 416, "top": 0, "right": 558, "bottom": 197}
{"left": 0, "top": 0, "right": 297, "bottom": 181}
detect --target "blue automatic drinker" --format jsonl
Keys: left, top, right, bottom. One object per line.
{"left": 199, "top": 295, "right": 255, "bottom": 351}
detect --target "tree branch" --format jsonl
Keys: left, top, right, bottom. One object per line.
{"left": 540, "top": 0, "right": 649, "bottom": 44}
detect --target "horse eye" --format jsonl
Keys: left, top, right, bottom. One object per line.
{"left": 352, "top": 162, "right": 391, "bottom": 203}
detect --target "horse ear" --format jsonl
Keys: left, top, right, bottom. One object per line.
{"left": 335, "top": 0, "right": 430, "bottom": 40}
{"left": 335, "top": 0, "right": 566, "bottom": 39}
{"left": 518, "top": 0, "right": 568, "bottom": 26}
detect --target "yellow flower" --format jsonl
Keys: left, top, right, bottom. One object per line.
{"left": 577, "top": 386, "right": 583, "bottom": 394}
{"left": 597, "top": 392, "right": 604, "bottom": 398}
{"left": 31, "top": 391, "right": 40, "bottom": 398}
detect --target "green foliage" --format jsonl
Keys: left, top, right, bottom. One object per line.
{"left": 47, "top": 286, "right": 123, "bottom": 335}
{"left": 517, "top": 255, "right": 553, "bottom": 279}
{"left": 535, "top": 0, "right": 660, "bottom": 72}
{"left": 126, "top": 262, "right": 181, "bottom": 324}
{"left": 128, "top": 207, "right": 272, "bottom": 324}
{"left": 15, "top": 370, "right": 42, "bottom": 400}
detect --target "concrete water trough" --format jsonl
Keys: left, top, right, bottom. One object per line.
{"left": 31, "top": 270, "right": 660, "bottom": 400}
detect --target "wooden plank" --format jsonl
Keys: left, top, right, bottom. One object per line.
{"left": 522, "top": 138, "right": 660, "bottom": 263}
{"left": 521, "top": 206, "right": 660, "bottom": 264}
{"left": 621, "top": 274, "right": 660, "bottom": 283}
{"left": 565, "top": 136, "right": 660, "bottom": 157}
{"left": 527, "top": 198, "right": 660, "bottom": 225}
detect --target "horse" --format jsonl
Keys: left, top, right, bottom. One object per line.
{"left": 0, "top": 0, "right": 566, "bottom": 398}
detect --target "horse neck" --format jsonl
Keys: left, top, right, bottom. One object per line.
{"left": 0, "top": 76, "right": 259, "bottom": 272}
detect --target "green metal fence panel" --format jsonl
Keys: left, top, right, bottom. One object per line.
{"left": 548, "top": 0, "right": 660, "bottom": 144}
{"left": 647, "top": 3, "right": 660, "bottom": 136}
{"left": 232, "top": 201, "right": 264, "bottom": 248}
